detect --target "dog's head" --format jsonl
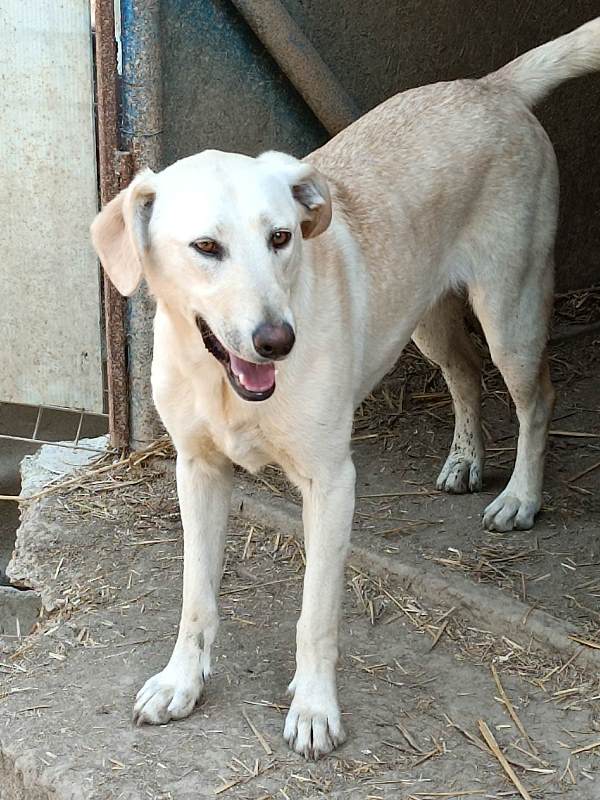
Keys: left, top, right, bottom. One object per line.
{"left": 91, "top": 150, "right": 331, "bottom": 401}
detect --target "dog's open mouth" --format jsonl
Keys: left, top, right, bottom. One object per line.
{"left": 196, "top": 316, "right": 276, "bottom": 401}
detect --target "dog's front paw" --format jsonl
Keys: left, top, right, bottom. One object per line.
{"left": 133, "top": 660, "right": 204, "bottom": 726}
{"left": 283, "top": 678, "right": 345, "bottom": 759}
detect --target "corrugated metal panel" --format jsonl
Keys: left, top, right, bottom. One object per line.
{"left": 0, "top": 1, "right": 103, "bottom": 412}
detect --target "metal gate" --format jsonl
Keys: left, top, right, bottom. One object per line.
{"left": 0, "top": 1, "right": 103, "bottom": 414}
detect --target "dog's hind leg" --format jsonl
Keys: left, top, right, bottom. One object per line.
{"left": 470, "top": 259, "right": 555, "bottom": 532}
{"left": 412, "top": 292, "right": 485, "bottom": 493}
{"left": 133, "top": 452, "right": 233, "bottom": 725}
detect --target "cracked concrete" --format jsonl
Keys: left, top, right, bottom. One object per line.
{"left": 0, "top": 403, "right": 107, "bottom": 583}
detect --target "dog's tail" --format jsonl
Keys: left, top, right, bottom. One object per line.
{"left": 486, "top": 17, "right": 600, "bottom": 107}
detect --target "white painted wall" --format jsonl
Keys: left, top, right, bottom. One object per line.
{"left": 0, "top": 1, "right": 103, "bottom": 412}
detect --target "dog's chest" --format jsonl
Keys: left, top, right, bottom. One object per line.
{"left": 211, "top": 420, "right": 270, "bottom": 473}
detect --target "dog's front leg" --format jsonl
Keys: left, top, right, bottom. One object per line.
{"left": 284, "top": 457, "right": 355, "bottom": 758}
{"left": 133, "top": 452, "right": 232, "bottom": 725}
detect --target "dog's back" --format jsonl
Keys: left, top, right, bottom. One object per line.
{"left": 307, "top": 17, "right": 600, "bottom": 331}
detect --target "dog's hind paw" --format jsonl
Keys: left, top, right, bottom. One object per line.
{"left": 436, "top": 453, "right": 482, "bottom": 494}
{"left": 133, "top": 661, "right": 204, "bottom": 726}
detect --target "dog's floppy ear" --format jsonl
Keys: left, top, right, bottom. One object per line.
{"left": 258, "top": 151, "right": 332, "bottom": 239}
{"left": 90, "top": 169, "right": 156, "bottom": 296}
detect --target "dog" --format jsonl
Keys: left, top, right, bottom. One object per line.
{"left": 91, "top": 18, "right": 600, "bottom": 758}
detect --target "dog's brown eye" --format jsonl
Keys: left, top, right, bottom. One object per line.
{"left": 192, "top": 239, "right": 221, "bottom": 257}
{"left": 271, "top": 230, "right": 291, "bottom": 249}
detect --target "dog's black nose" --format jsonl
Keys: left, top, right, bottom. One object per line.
{"left": 252, "top": 322, "right": 295, "bottom": 360}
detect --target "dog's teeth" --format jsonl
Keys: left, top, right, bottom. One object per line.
{"left": 238, "top": 373, "right": 246, "bottom": 387}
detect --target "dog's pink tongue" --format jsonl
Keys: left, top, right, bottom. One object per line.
{"left": 229, "top": 354, "right": 275, "bottom": 392}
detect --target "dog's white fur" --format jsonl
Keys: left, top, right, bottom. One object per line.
{"left": 92, "top": 19, "right": 600, "bottom": 758}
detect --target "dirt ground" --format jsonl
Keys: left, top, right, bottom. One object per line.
{"left": 1, "top": 289, "right": 600, "bottom": 799}
{"left": 2, "top": 468, "right": 600, "bottom": 799}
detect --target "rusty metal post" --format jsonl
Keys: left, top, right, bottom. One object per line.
{"left": 94, "top": 0, "right": 129, "bottom": 449}
{"left": 230, "top": 0, "right": 361, "bottom": 135}
{"left": 120, "top": 0, "right": 164, "bottom": 449}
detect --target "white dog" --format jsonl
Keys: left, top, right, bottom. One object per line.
{"left": 92, "top": 19, "right": 600, "bottom": 758}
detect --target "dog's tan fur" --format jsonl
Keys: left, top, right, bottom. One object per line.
{"left": 92, "top": 19, "right": 600, "bottom": 758}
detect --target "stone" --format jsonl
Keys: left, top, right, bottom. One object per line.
{"left": 0, "top": 585, "right": 41, "bottom": 636}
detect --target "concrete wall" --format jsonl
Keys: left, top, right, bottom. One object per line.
{"left": 1, "top": 1, "right": 104, "bottom": 411}
{"left": 160, "top": 1, "right": 600, "bottom": 290}
{"left": 160, "top": 0, "right": 326, "bottom": 164}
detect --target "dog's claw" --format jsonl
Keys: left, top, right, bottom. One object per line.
{"left": 283, "top": 679, "right": 345, "bottom": 759}
{"left": 283, "top": 708, "right": 345, "bottom": 760}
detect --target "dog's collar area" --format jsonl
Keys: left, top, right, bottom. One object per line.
{"left": 195, "top": 316, "right": 276, "bottom": 402}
